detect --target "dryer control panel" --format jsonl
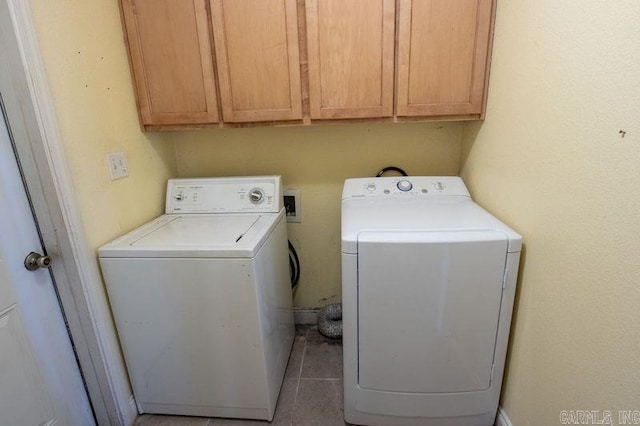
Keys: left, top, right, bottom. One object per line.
{"left": 342, "top": 176, "right": 471, "bottom": 199}
{"left": 166, "top": 176, "right": 283, "bottom": 213}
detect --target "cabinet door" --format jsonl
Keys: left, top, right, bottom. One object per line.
{"left": 121, "top": 0, "right": 219, "bottom": 125}
{"left": 396, "top": 0, "right": 494, "bottom": 117}
{"left": 306, "top": 0, "right": 395, "bottom": 119}
{"left": 211, "top": 0, "right": 302, "bottom": 122}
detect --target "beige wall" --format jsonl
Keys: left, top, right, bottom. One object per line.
{"left": 29, "top": 0, "right": 177, "bottom": 250}
{"left": 173, "top": 123, "right": 462, "bottom": 307}
{"left": 460, "top": 1, "right": 640, "bottom": 424}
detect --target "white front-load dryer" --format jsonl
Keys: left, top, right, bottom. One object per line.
{"left": 99, "top": 176, "right": 294, "bottom": 421}
{"left": 341, "top": 177, "right": 522, "bottom": 426}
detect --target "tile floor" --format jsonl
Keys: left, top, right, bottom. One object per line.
{"left": 135, "top": 325, "right": 348, "bottom": 426}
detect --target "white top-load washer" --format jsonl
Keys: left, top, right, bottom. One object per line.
{"left": 342, "top": 177, "right": 522, "bottom": 426}
{"left": 99, "top": 176, "right": 294, "bottom": 421}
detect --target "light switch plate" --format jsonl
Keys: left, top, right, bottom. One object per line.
{"left": 106, "top": 152, "right": 129, "bottom": 180}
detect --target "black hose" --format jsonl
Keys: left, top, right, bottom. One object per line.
{"left": 288, "top": 240, "right": 300, "bottom": 288}
{"left": 375, "top": 166, "right": 408, "bottom": 177}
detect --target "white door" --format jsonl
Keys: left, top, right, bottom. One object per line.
{"left": 0, "top": 97, "right": 94, "bottom": 425}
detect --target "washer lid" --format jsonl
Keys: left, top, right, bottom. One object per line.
{"left": 131, "top": 215, "right": 260, "bottom": 247}
{"left": 98, "top": 211, "right": 283, "bottom": 258}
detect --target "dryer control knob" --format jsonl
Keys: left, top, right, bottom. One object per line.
{"left": 249, "top": 188, "right": 265, "bottom": 204}
{"left": 397, "top": 179, "right": 413, "bottom": 192}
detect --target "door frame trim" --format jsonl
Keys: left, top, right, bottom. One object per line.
{"left": 2, "top": 0, "right": 136, "bottom": 424}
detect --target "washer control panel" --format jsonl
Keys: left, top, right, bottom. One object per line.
{"left": 166, "top": 176, "right": 283, "bottom": 213}
{"left": 342, "top": 176, "right": 471, "bottom": 199}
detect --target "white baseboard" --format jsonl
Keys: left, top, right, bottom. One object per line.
{"left": 495, "top": 406, "right": 512, "bottom": 426}
{"left": 294, "top": 308, "right": 319, "bottom": 325}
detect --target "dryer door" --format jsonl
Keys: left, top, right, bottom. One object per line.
{"left": 357, "top": 230, "right": 508, "bottom": 394}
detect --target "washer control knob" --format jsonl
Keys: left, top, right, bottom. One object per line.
{"left": 397, "top": 179, "right": 413, "bottom": 192}
{"left": 175, "top": 194, "right": 184, "bottom": 202}
{"left": 249, "top": 188, "right": 265, "bottom": 204}
{"left": 367, "top": 184, "right": 376, "bottom": 192}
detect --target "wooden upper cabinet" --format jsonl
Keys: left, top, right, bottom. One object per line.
{"left": 396, "top": 0, "right": 494, "bottom": 117}
{"left": 119, "top": 0, "right": 496, "bottom": 128}
{"left": 121, "top": 0, "right": 219, "bottom": 126}
{"left": 210, "top": 0, "right": 302, "bottom": 122}
{"left": 306, "top": 0, "right": 395, "bottom": 119}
